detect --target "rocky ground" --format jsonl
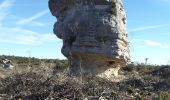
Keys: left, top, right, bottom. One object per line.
{"left": 0, "top": 55, "right": 169, "bottom": 100}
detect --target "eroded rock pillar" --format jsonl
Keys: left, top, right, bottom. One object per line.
{"left": 49, "top": 0, "right": 130, "bottom": 79}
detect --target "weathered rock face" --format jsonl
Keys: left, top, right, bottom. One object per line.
{"left": 49, "top": 0, "right": 130, "bottom": 79}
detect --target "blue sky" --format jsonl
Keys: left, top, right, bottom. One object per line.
{"left": 0, "top": 0, "right": 170, "bottom": 65}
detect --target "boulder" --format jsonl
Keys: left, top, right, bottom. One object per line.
{"left": 1, "top": 59, "right": 14, "bottom": 70}
{"left": 49, "top": 0, "right": 130, "bottom": 80}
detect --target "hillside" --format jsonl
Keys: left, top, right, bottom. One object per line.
{"left": 0, "top": 55, "right": 169, "bottom": 100}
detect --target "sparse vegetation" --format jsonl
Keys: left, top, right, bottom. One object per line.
{"left": 159, "top": 92, "right": 170, "bottom": 100}
{"left": 0, "top": 55, "right": 169, "bottom": 99}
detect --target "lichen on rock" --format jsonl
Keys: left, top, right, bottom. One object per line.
{"left": 48, "top": 0, "right": 130, "bottom": 80}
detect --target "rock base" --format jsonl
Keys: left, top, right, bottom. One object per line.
{"left": 68, "top": 54, "right": 126, "bottom": 81}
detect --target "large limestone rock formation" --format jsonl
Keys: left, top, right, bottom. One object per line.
{"left": 49, "top": 0, "right": 130, "bottom": 79}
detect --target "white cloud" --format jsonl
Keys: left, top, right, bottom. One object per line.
{"left": 131, "top": 39, "right": 170, "bottom": 49}
{"left": 144, "top": 40, "right": 170, "bottom": 48}
{"left": 161, "top": 45, "right": 170, "bottom": 48}
{"left": 137, "top": 45, "right": 145, "bottom": 48}
{"left": 130, "top": 39, "right": 143, "bottom": 43}
{"left": 0, "top": 0, "right": 15, "bottom": 25}
{"left": 31, "top": 21, "right": 46, "bottom": 27}
{"left": 16, "top": 9, "right": 49, "bottom": 25}
{"left": 0, "top": 1, "right": 59, "bottom": 45}
{"left": 128, "top": 23, "right": 170, "bottom": 33}
{"left": 130, "top": 39, "right": 146, "bottom": 49}
{"left": 0, "top": 27, "right": 61, "bottom": 45}
{"left": 144, "top": 40, "right": 161, "bottom": 46}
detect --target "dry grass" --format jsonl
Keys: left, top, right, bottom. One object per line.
{"left": 0, "top": 55, "right": 170, "bottom": 100}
